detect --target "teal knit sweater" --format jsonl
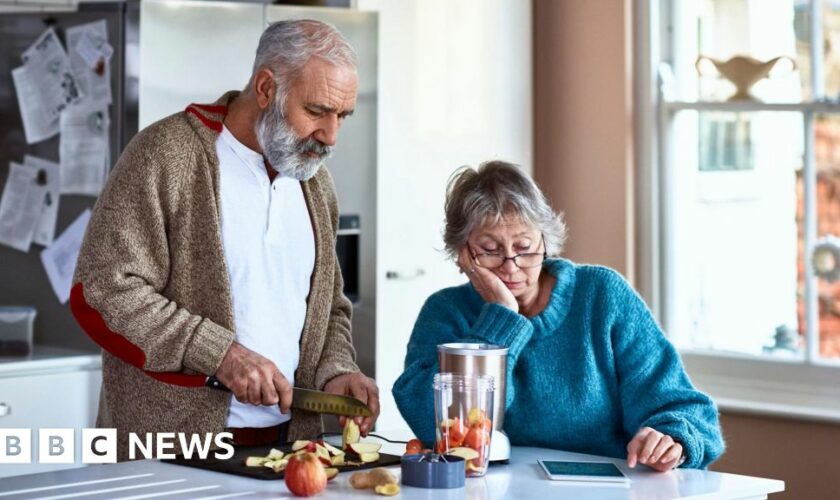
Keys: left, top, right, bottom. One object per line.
{"left": 392, "top": 259, "right": 724, "bottom": 469}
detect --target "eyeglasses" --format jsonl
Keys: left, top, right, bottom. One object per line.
{"left": 471, "top": 235, "right": 547, "bottom": 269}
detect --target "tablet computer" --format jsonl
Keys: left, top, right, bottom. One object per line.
{"left": 537, "top": 460, "right": 630, "bottom": 484}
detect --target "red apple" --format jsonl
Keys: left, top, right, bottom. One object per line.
{"left": 284, "top": 453, "right": 327, "bottom": 497}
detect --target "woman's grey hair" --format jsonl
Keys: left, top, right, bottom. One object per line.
{"left": 250, "top": 19, "right": 357, "bottom": 114}
{"left": 443, "top": 161, "right": 567, "bottom": 261}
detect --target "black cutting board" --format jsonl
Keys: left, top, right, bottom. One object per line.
{"left": 163, "top": 443, "right": 402, "bottom": 481}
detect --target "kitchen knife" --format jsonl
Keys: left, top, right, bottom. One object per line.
{"left": 205, "top": 376, "right": 373, "bottom": 418}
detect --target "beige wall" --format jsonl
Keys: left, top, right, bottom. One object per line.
{"left": 533, "top": 0, "right": 634, "bottom": 280}
{"left": 714, "top": 412, "right": 840, "bottom": 499}
{"left": 533, "top": 1, "right": 840, "bottom": 499}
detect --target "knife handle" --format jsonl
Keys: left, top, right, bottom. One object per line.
{"left": 205, "top": 375, "right": 230, "bottom": 391}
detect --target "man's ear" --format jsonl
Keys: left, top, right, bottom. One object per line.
{"left": 252, "top": 68, "right": 276, "bottom": 110}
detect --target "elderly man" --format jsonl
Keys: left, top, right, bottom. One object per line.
{"left": 70, "top": 19, "right": 379, "bottom": 459}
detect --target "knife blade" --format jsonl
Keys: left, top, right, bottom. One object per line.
{"left": 205, "top": 376, "right": 373, "bottom": 418}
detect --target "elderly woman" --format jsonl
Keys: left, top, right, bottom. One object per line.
{"left": 392, "top": 161, "right": 724, "bottom": 471}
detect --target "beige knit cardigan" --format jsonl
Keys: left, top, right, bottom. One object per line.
{"left": 71, "top": 91, "right": 359, "bottom": 460}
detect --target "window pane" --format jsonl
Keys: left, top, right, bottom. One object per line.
{"left": 668, "top": 110, "right": 804, "bottom": 357}
{"left": 676, "top": 0, "right": 804, "bottom": 102}
{"left": 814, "top": 115, "right": 840, "bottom": 358}
{"left": 791, "top": 0, "right": 840, "bottom": 100}
{"left": 793, "top": 0, "right": 812, "bottom": 100}
{"left": 824, "top": 2, "right": 840, "bottom": 98}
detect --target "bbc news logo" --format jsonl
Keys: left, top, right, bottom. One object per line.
{"left": 0, "top": 429, "right": 234, "bottom": 464}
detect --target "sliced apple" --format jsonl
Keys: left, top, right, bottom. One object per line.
{"left": 315, "top": 444, "right": 331, "bottom": 459}
{"left": 465, "top": 460, "right": 483, "bottom": 473}
{"left": 375, "top": 483, "right": 400, "bottom": 496}
{"left": 324, "top": 468, "right": 339, "bottom": 481}
{"left": 265, "top": 458, "right": 289, "bottom": 472}
{"left": 266, "top": 448, "right": 284, "bottom": 460}
{"left": 330, "top": 452, "right": 346, "bottom": 466}
{"left": 359, "top": 451, "right": 380, "bottom": 463}
{"left": 347, "top": 442, "right": 382, "bottom": 455}
{"left": 291, "top": 440, "right": 313, "bottom": 452}
{"left": 322, "top": 440, "right": 343, "bottom": 456}
{"left": 446, "top": 447, "right": 479, "bottom": 461}
{"left": 467, "top": 407, "right": 486, "bottom": 426}
{"left": 342, "top": 419, "right": 361, "bottom": 449}
{"left": 245, "top": 456, "right": 269, "bottom": 467}
{"left": 315, "top": 446, "right": 332, "bottom": 466}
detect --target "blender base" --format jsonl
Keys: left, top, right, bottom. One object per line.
{"left": 489, "top": 429, "right": 511, "bottom": 462}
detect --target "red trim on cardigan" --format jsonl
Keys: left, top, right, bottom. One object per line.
{"left": 70, "top": 283, "right": 145, "bottom": 368}
{"left": 190, "top": 103, "right": 228, "bottom": 114}
{"left": 185, "top": 105, "right": 223, "bottom": 133}
{"left": 146, "top": 371, "right": 207, "bottom": 387}
{"left": 70, "top": 282, "right": 207, "bottom": 388}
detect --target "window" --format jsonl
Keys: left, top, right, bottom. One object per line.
{"left": 643, "top": 0, "right": 840, "bottom": 420}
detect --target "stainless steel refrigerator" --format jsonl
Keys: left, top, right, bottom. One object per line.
{"left": 0, "top": 1, "right": 140, "bottom": 351}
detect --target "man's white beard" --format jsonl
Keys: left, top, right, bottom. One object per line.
{"left": 255, "top": 100, "right": 333, "bottom": 181}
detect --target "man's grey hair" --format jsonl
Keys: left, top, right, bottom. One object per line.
{"left": 250, "top": 19, "right": 357, "bottom": 113}
{"left": 443, "top": 161, "right": 567, "bottom": 261}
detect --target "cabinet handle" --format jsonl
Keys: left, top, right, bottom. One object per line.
{"left": 0, "top": 403, "right": 9, "bottom": 417}
{"left": 386, "top": 269, "right": 426, "bottom": 280}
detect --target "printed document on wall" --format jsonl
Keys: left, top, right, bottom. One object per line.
{"left": 0, "top": 162, "right": 48, "bottom": 252}
{"left": 67, "top": 20, "right": 112, "bottom": 105}
{"left": 41, "top": 209, "right": 91, "bottom": 304}
{"left": 12, "top": 65, "right": 59, "bottom": 144}
{"left": 25, "top": 156, "right": 61, "bottom": 247}
{"left": 20, "top": 27, "right": 82, "bottom": 124}
{"left": 60, "top": 103, "right": 110, "bottom": 196}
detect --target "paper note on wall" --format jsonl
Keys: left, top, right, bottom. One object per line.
{"left": 25, "top": 156, "right": 61, "bottom": 247}
{"left": 11, "top": 65, "right": 60, "bottom": 144}
{"left": 0, "top": 162, "right": 48, "bottom": 252}
{"left": 60, "top": 103, "right": 110, "bottom": 196}
{"left": 67, "top": 20, "right": 112, "bottom": 105}
{"left": 41, "top": 209, "right": 91, "bottom": 304}
{"left": 21, "top": 27, "right": 82, "bottom": 124}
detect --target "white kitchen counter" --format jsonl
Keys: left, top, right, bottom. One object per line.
{"left": 0, "top": 345, "right": 100, "bottom": 376}
{"left": 0, "top": 445, "right": 784, "bottom": 499}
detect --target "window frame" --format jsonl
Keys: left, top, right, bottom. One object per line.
{"left": 637, "top": 0, "right": 840, "bottom": 423}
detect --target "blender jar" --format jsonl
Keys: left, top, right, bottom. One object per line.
{"left": 433, "top": 372, "right": 494, "bottom": 477}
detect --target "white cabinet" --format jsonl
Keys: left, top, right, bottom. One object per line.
{"left": 0, "top": 348, "right": 101, "bottom": 478}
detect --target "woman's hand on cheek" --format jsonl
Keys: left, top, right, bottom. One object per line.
{"left": 458, "top": 246, "right": 519, "bottom": 313}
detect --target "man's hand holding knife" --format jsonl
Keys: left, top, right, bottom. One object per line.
{"left": 211, "top": 342, "right": 380, "bottom": 434}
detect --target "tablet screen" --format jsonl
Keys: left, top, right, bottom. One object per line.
{"left": 541, "top": 461, "right": 626, "bottom": 478}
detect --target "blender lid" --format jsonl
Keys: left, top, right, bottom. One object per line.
{"left": 437, "top": 343, "right": 509, "bottom": 355}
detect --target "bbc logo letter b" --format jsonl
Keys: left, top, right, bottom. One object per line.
{"left": 0, "top": 429, "right": 31, "bottom": 463}
{"left": 40, "top": 429, "right": 74, "bottom": 464}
